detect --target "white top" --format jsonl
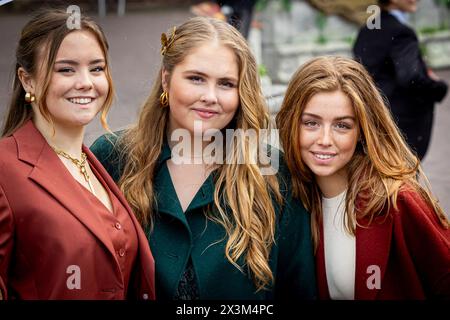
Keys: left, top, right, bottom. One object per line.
{"left": 322, "top": 191, "right": 356, "bottom": 300}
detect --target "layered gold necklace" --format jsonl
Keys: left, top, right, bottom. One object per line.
{"left": 52, "top": 147, "right": 96, "bottom": 196}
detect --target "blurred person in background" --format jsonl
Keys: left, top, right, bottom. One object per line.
{"left": 190, "top": 0, "right": 257, "bottom": 38}
{"left": 353, "top": 0, "right": 448, "bottom": 160}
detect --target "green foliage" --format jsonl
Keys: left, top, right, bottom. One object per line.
{"left": 315, "top": 12, "right": 328, "bottom": 45}
{"left": 258, "top": 64, "right": 268, "bottom": 77}
{"left": 434, "top": 0, "right": 450, "bottom": 7}
{"left": 255, "top": 0, "right": 292, "bottom": 12}
{"left": 419, "top": 43, "right": 427, "bottom": 58}
{"left": 342, "top": 35, "right": 355, "bottom": 45}
{"left": 316, "top": 34, "right": 328, "bottom": 45}
{"left": 255, "top": 0, "right": 269, "bottom": 11}
{"left": 419, "top": 25, "right": 448, "bottom": 35}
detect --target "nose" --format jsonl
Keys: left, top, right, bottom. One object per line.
{"left": 317, "top": 125, "right": 332, "bottom": 146}
{"left": 200, "top": 85, "right": 218, "bottom": 105}
{"left": 75, "top": 69, "right": 93, "bottom": 90}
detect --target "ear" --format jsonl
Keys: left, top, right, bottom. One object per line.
{"left": 17, "top": 67, "right": 36, "bottom": 94}
{"left": 161, "top": 68, "right": 170, "bottom": 92}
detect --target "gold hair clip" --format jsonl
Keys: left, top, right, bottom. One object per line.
{"left": 161, "top": 26, "right": 177, "bottom": 56}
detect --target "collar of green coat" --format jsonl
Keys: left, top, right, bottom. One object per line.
{"left": 157, "top": 141, "right": 172, "bottom": 167}
{"left": 154, "top": 142, "right": 215, "bottom": 224}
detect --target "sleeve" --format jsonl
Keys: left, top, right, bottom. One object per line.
{"left": 90, "top": 133, "right": 123, "bottom": 183}
{"left": 390, "top": 28, "right": 448, "bottom": 102}
{"left": 0, "top": 182, "right": 14, "bottom": 300}
{"left": 398, "top": 191, "right": 450, "bottom": 299}
{"left": 274, "top": 168, "right": 317, "bottom": 300}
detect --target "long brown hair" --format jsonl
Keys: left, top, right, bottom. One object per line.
{"left": 277, "top": 56, "right": 448, "bottom": 250}
{"left": 2, "top": 8, "right": 115, "bottom": 137}
{"left": 118, "top": 17, "right": 282, "bottom": 291}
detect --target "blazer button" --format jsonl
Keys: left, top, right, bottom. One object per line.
{"left": 142, "top": 293, "right": 148, "bottom": 300}
{"left": 118, "top": 248, "right": 125, "bottom": 257}
{"left": 115, "top": 222, "right": 122, "bottom": 230}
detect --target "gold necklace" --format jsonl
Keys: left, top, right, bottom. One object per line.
{"left": 52, "top": 147, "right": 96, "bottom": 196}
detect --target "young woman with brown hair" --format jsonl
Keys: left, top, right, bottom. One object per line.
{"left": 0, "top": 9, "right": 155, "bottom": 300}
{"left": 277, "top": 56, "right": 449, "bottom": 300}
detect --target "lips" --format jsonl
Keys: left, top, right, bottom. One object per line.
{"left": 311, "top": 151, "right": 337, "bottom": 161}
{"left": 193, "top": 108, "right": 218, "bottom": 119}
{"left": 67, "top": 97, "right": 94, "bottom": 105}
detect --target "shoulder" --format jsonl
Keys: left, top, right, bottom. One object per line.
{"left": 90, "top": 131, "right": 126, "bottom": 182}
{"left": 90, "top": 131, "right": 124, "bottom": 161}
{"left": 396, "top": 187, "right": 434, "bottom": 216}
{"left": 380, "top": 13, "right": 416, "bottom": 40}
{"left": 392, "top": 186, "right": 448, "bottom": 234}
{"left": 392, "top": 187, "right": 450, "bottom": 298}
{"left": 0, "top": 136, "right": 18, "bottom": 169}
{"left": 90, "top": 130, "right": 121, "bottom": 153}
{"left": 361, "top": 11, "right": 414, "bottom": 37}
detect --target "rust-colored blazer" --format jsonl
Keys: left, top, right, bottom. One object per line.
{"left": 316, "top": 190, "right": 450, "bottom": 300}
{"left": 0, "top": 120, "right": 155, "bottom": 300}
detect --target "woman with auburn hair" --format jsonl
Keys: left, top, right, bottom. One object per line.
{"left": 277, "top": 56, "right": 449, "bottom": 300}
{"left": 91, "top": 16, "right": 316, "bottom": 300}
{"left": 0, "top": 9, "right": 155, "bottom": 299}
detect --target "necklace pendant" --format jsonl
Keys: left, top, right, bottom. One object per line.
{"left": 82, "top": 171, "right": 89, "bottom": 182}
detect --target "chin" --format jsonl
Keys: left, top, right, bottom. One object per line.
{"left": 72, "top": 116, "right": 97, "bottom": 127}
{"left": 312, "top": 170, "right": 337, "bottom": 178}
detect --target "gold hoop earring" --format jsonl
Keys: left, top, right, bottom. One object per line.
{"left": 25, "top": 92, "right": 36, "bottom": 103}
{"left": 160, "top": 91, "right": 169, "bottom": 107}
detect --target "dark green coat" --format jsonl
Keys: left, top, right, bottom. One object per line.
{"left": 91, "top": 133, "right": 317, "bottom": 300}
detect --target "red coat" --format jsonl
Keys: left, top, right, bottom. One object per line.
{"left": 0, "top": 121, "right": 155, "bottom": 299}
{"left": 316, "top": 189, "right": 450, "bottom": 300}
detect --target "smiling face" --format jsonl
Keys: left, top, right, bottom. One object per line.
{"left": 300, "top": 90, "right": 359, "bottom": 195}
{"left": 36, "top": 30, "right": 109, "bottom": 129}
{"left": 162, "top": 42, "right": 240, "bottom": 136}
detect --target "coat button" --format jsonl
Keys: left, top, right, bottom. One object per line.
{"left": 118, "top": 248, "right": 125, "bottom": 257}
{"left": 115, "top": 222, "right": 122, "bottom": 230}
{"left": 142, "top": 293, "right": 148, "bottom": 300}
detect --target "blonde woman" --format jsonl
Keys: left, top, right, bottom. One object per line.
{"left": 91, "top": 17, "right": 316, "bottom": 300}
{"left": 277, "top": 56, "right": 449, "bottom": 300}
{"left": 0, "top": 9, "right": 155, "bottom": 299}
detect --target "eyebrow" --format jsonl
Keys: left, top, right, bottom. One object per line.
{"left": 183, "top": 70, "right": 238, "bottom": 82}
{"left": 301, "top": 112, "right": 355, "bottom": 121}
{"left": 55, "top": 59, "right": 105, "bottom": 65}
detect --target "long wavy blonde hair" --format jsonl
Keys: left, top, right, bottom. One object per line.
{"left": 2, "top": 9, "right": 114, "bottom": 137}
{"left": 277, "top": 56, "right": 448, "bottom": 250}
{"left": 118, "top": 17, "right": 282, "bottom": 291}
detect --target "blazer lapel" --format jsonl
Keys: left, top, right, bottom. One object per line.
{"left": 355, "top": 215, "right": 393, "bottom": 300}
{"left": 85, "top": 146, "right": 156, "bottom": 299}
{"left": 14, "top": 121, "right": 119, "bottom": 263}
